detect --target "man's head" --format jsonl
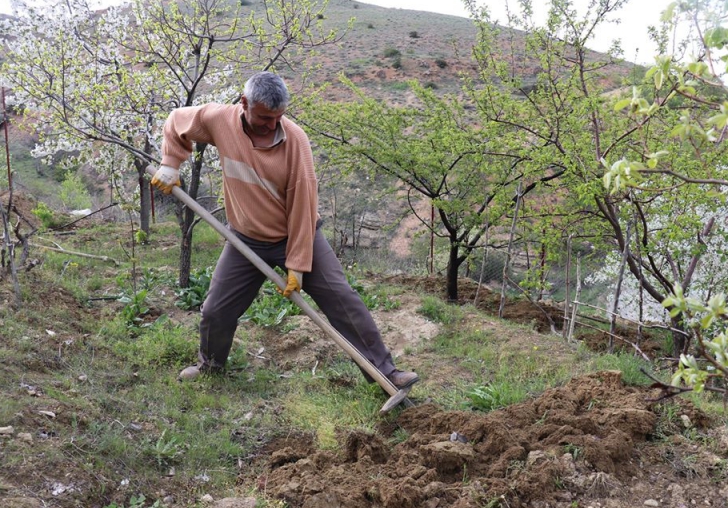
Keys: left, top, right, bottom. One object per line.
{"left": 243, "top": 72, "right": 290, "bottom": 110}
{"left": 241, "top": 72, "right": 290, "bottom": 137}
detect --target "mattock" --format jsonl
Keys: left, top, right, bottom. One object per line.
{"left": 146, "top": 166, "right": 415, "bottom": 413}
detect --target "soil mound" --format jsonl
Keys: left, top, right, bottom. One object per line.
{"left": 254, "top": 371, "right": 724, "bottom": 507}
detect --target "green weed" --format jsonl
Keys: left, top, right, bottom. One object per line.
{"left": 241, "top": 281, "right": 301, "bottom": 326}
{"left": 563, "top": 443, "right": 583, "bottom": 460}
{"left": 175, "top": 266, "right": 213, "bottom": 310}
{"left": 467, "top": 381, "right": 528, "bottom": 412}
{"left": 117, "top": 289, "right": 151, "bottom": 328}
{"left": 112, "top": 321, "right": 197, "bottom": 368}
{"left": 104, "top": 494, "right": 161, "bottom": 508}
{"left": 281, "top": 362, "right": 385, "bottom": 448}
{"left": 347, "top": 273, "right": 400, "bottom": 311}
{"left": 417, "top": 295, "right": 460, "bottom": 324}
{"left": 592, "top": 351, "right": 654, "bottom": 386}
{"left": 145, "top": 429, "right": 185, "bottom": 468}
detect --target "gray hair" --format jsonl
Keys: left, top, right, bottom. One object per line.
{"left": 243, "top": 72, "right": 290, "bottom": 110}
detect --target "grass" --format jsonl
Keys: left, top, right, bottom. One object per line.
{"left": 281, "top": 364, "right": 386, "bottom": 448}
{"left": 418, "top": 302, "right": 668, "bottom": 413}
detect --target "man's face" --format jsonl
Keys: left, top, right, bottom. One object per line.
{"left": 242, "top": 96, "right": 285, "bottom": 137}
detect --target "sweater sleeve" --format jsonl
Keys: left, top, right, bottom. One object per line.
{"left": 160, "top": 105, "right": 219, "bottom": 169}
{"left": 284, "top": 130, "right": 319, "bottom": 273}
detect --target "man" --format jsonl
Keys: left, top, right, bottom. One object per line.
{"left": 151, "top": 71, "right": 418, "bottom": 390}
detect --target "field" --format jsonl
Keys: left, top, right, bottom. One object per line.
{"left": 1, "top": 191, "right": 727, "bottom": 508}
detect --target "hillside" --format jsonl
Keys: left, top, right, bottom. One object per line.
{"left": 2, "top": 2, "right": 728, "bottom": 508}
{"left": 284, "top": 0, "right": 635, "bottom": 100}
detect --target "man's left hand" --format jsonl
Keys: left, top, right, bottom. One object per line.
{"left": 280, "top": 270, "right": 302, "bottom": 297}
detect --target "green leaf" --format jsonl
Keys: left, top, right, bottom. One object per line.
{"left": 614, "top": 98, "right": 631, "bottom": 111}
{"left": 705, "top": 27, "right": 728, "bottom": 49}
{"left": 687, "top": 61, "right": 708, "bottom": 76}
{"left": 670, "top": 124, "right": 686, "bottom": 138}
{"left": 660, "top": 2, "right": 676, "bottom": 23}
{"left": 707, "top": 113, "right": 728, "bottom": 129}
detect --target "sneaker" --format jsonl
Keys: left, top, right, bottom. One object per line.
{"left": 387, "top": 370, "right": 419, "bottom": 390}
{"left": 178, "top": 365, "right": 202, "bottom": 381}
{"left": 177, "top": 364, "right": 222, "bottom": 381}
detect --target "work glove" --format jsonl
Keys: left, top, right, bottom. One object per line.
{"left": 278, "top": 270, "right": 303, "bottom": 298}
{"left": 151, "top": 165, "right": 180, "bottom": 194}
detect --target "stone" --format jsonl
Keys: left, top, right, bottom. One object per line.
{"left": 212, "top": 498, "right": 257, "bottom": 508}
{"left": 2, "top": 498, "right": 42, "bottom": 508}
{"left": 420, "top": 441, "right": 475, "bottom": 473}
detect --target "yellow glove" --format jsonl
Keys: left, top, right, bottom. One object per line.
{"left": 279, "top": 270, "right": 303, "bottom": 297}
{"left": 151, "top": 165, "right": 180, "bottom": 194}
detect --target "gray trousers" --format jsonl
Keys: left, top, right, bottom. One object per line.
{"left": 198, "top": 227, "right": 396, "bottom": 379}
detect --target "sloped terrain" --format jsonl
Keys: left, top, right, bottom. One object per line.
{"left": 1, "top": 260, "right": 727, "bottom": 507}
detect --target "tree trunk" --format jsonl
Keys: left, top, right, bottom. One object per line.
{"left": 135, "top": 160, "right": 151, "bottom": 236}
{"left": 177, "top": 143, "right": 207, "bottom": 288}
{"left": 446, "top": 238, "right": 459, "bottom": 302}
{"left": 0, "top": 204, "right": 22, "bottom": 309}
{"left": 671, "top": 316, "right": 689, "bottom": 357}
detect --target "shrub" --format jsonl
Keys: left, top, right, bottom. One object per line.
{"left": 32, "top": 202, "right": 63, "bottom": 229}
{"left": 409, "top": 31, "right": 419, "bottom": 38}
{"left": 59, "top": 170, "right": 92, "bottom": 210}
{"left": 435, "top": 58, "right": 448, "bottom": 69}
{"left": 383, "top": 47, "right": 401, "bottom": 58}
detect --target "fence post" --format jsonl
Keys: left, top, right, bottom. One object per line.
{"left": 499, "top": 182, "right": 522, "bottom": 319}
{"left": 609, "top": 221, "right": 632, "bottom": 352}
{"left": 567, "top": 252, "right": 581, "bottom": 343}
{"left": 474, "top": 217, "right": 489, "bottom": 306}
{"left": 562, "top": 234, "right": 573, "bottom": 339}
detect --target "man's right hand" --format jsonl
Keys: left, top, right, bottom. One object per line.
{"left": 151, "top": 165, "right": 180, "bottom": 194}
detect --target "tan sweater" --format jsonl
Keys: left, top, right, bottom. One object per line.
{"left": 161, "top": 103, "right": 318, "bottom": 272}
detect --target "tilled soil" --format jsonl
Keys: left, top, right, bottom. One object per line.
{"left": 252, "top": 371, "right": 728, "bottom": 508}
